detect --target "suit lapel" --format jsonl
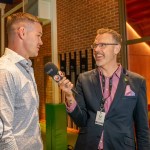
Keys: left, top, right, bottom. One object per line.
{"left": 91, "top": 69, "right": 103, "bottom": 103}
{"left": 105, "top": 72, "right": 127, "bottom": 119}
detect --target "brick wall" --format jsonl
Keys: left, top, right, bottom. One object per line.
{"left": 57, "top": 0, "right": 120, "bottom": 52}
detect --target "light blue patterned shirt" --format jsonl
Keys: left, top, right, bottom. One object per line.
{"left": 0, "top": 48, "right": 43, "bottom": 150}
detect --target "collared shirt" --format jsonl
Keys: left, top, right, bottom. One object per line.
{"left": 0, "top": 48, "right": 43, "bottom": 150}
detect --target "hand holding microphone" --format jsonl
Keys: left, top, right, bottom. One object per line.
{"left": 44, "top": 62, "right": 78, "bottom": 96}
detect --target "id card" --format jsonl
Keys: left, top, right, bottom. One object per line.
{"left": 95, "top": 111, "right": 105, "bottom": 126}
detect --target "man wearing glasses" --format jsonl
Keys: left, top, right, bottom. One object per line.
{"left": 58, "top": 28, "right": 150, "bottom": 150}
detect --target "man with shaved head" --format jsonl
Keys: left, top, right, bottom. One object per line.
{"left": 0, "top": 12, "right": 43, "bottom": 150}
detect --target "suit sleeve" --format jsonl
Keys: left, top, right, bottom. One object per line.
{"left": 133, "top": 78, "right": 150, "bottom": 150}
{"left": 0, "top": 70, "right": 18, "bottom": 150}
{"left": 68, "top": 73, "right": 88, "bottom": 127}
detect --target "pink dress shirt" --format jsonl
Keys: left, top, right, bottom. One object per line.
{"left": 98, "top": 65, "right": 121, "bottom": 149}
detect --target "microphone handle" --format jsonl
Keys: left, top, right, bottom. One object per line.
{"left": 71, "top": 88, "right": 78, "bottom": 95}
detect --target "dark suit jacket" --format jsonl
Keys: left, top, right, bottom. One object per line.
{"left": 69, "top": 68, "right": 150, "bottom": 150}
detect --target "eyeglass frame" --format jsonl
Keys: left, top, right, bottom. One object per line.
{"left": 91, "top": 43, "right": 118, "bottom": 49}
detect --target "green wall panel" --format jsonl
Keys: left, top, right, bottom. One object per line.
{"left": 46, "top": 103, "right": 67, "bottom": 150}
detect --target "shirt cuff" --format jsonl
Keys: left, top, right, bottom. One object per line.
{"left": 65, "top": 100, "right": 77, "bottom": 113}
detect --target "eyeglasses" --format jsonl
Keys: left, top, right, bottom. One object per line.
{"left": 91, "top": 43, "right": 118, "bottom": 49}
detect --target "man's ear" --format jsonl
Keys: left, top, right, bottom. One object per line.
{"left": 17, "top": 27, "right": 25, "bottom": 39}
{"left": 114, "top": 44, "right": 121, "bottom": 55}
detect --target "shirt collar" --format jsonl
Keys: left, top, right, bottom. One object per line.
{"left": 99, "top": 64, "right": 122, "bottom": 79}
{"left": 4, "top": 48, "right": 32, "bottom": 67}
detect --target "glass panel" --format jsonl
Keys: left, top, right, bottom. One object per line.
{"left": 125, "top": 0, "right": 150, "bottom": 40}
{"left": 127, "top": 43, "right": 150, "bottom": 103}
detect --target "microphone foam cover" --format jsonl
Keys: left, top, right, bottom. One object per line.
{"left": 44, "top": 62, "right": 58, "bottom": 77}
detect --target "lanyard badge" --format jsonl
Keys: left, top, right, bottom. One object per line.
{"left": 95, "top": 97, "right": 105, "bottom": 126}
{"left": 95, "top": 75, "right": 112, "bottom": 126}
{"left": 95, "top": 111, "right": 106, "bottom": 126}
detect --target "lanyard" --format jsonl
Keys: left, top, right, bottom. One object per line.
{"left": 99, "top": 66, "right": 121, "bottom": 112}
{"left": 101, "top": 75, "right": 112, "bottom": 94}
{"left": 99, "top": 67, "right": 130, "bottom": 112}
{"left": 100, "top": 75, "right": 113, "bottom": 112}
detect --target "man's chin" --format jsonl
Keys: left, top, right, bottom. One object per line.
{"left": 30, "top": 53, "right": 38, "bottom": 58}
{"left": 96, "top": 62, "right": 102, "bottom": 67}
{"left": 34, "top": 52, "right": 39, "bottom": 57}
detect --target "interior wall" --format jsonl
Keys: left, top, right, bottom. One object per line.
{"left": 127, "top": 23, "right": 150, "bottom": 104}
{"left": 57, "top": 0, "right": 120, "bottom": 53}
